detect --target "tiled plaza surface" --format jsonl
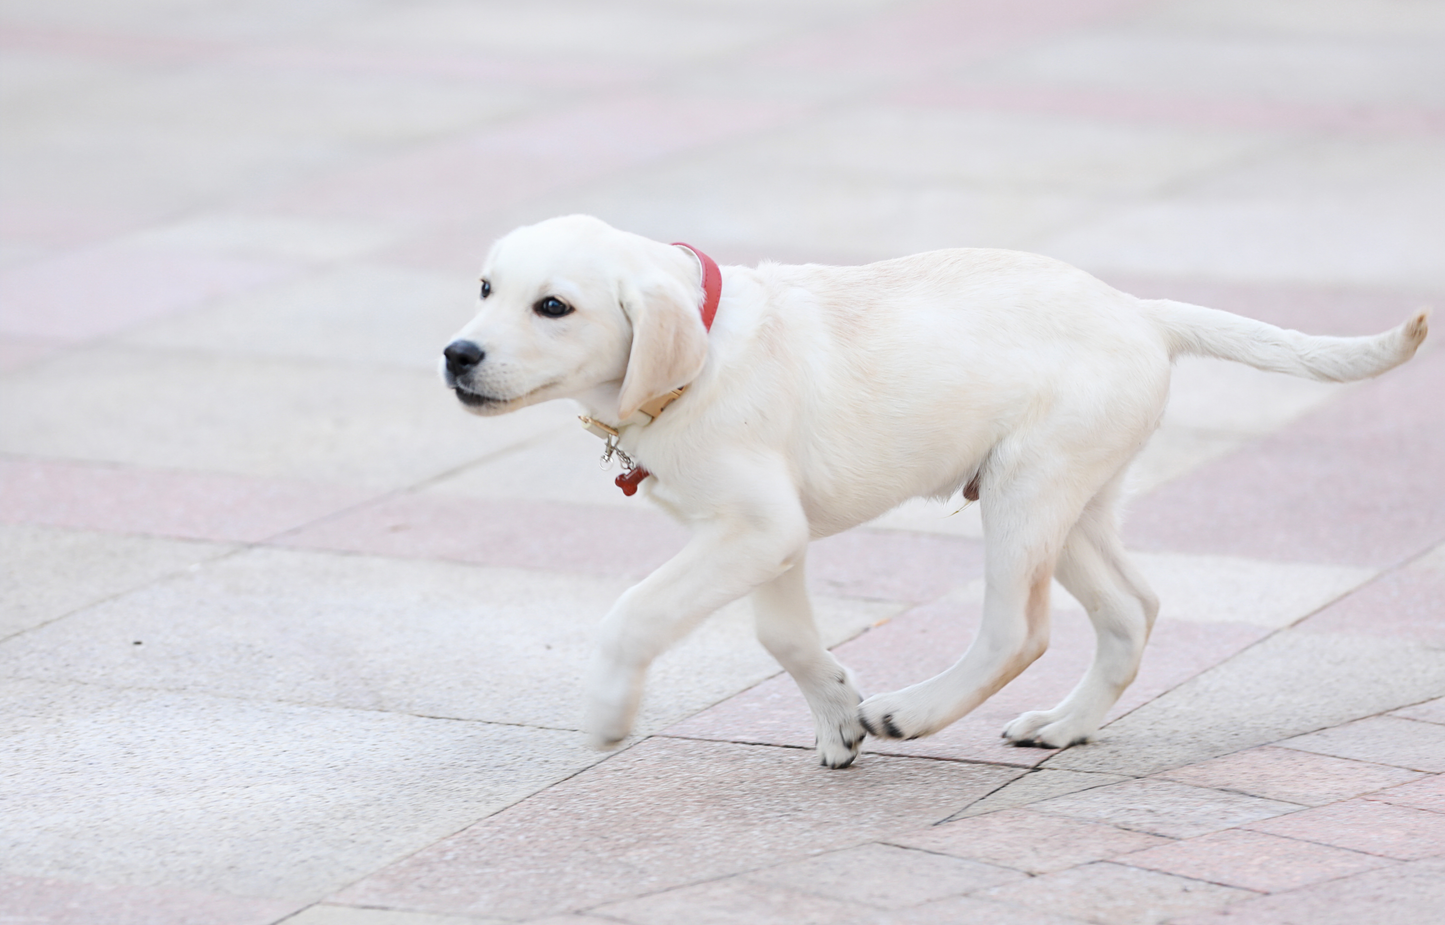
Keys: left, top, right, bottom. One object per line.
{"left": 2, "top": 1, "right": 1443, "bottom": 923}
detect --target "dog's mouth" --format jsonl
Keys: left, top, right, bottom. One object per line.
{"left": 454, "top": 386, "right": 500, "bottom": 407}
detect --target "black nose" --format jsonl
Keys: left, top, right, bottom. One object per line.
{"left": 444, "top": 340, "right": 484, "bottom": 376}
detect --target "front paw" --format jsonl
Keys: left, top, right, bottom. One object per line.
{"left": 817, "top": 715, "right": 865, "bottom": 769}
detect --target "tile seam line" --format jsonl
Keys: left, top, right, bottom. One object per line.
{"left": 651, "top": 731, "right": 1043, "bottom": 772}
{"left": 0, "top": 671, "right": 594, "bottom": 734}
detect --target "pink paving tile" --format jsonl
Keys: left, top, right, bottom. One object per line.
{"left": 742, "top": 842, "right": 1023, "bottom": 908}
{"left": 0, "top": 23, "right": 230, "bottom": 66}
{"left": 329, "top": 738, "right": 1019, "bottom": 921}
{"left": 0, "top": 874, "right": 303, "bottom": 925}
{"left": 1155, "top": 745, "right": 1424, "bottom": 807}
{"left": 276, "top": 492, "right": 688, "bottom": 580}
{"left": 807, "top": 529, "right": 985, "bottom": 603}
{"left": 1276, "top": 714, "right": 1445, "bottom": 773}
{"left": 850, "top": 895, "right": 1091, "bottom": 924}
{"left": 1029, "top": 779, "right": 1303, "bottom": 839}
{"left": 1244, "top": 798, "right": 1445, "bottom": 860}
{"left": 0, "top": 335, "right": 63, "bottom": 372}
{"left": 0, "top": 244, "right": 295, "bottom": 341}
{"left": 888, "top": 808, "right": 1172, "bottom": 874}
{"left": 271, "top": 93, "right": 806, "bottom": 226}
{"left": 666, "top": 600, "right": 1267, "bottom": 767}
{"left": 1126, "top": 347, "right": 1445, "bottom": 568}
{"left": 891, "top": 82, "right": 1445, "bottom": 136}
{"left": 1115, "top": 828, "right": 1392, "bottom": 894}
{"left": 0, "top": 457, "right": 377, "bottom": 543}
{"left": 0, "top": 198, "right": 154, "bottom": 252}
{"left": 976, "top": 862, "right": 1254, "bottom": 925}
{"left": 1293, "top": 566, "right": 1445, "bottom": 646}
{"left": 1394, "top": 696, "right": 1445, "bottom": 724}
{"left": 1169, "top": 855, "right": 1445, "bottom": 925}
{"left": 753, "top": 0, "right": 1137, "bottom": 85}
{"left": 1368, "top": 774, "right": 1445, "bottom": 813}
{"left": 591, "top": 877, "right": 867, "bottom": 925}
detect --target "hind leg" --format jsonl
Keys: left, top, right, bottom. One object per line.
{"left": 753, "top": 554, "right": 865, "bottom": 769}
{"left": 1003, "top": 474, "right": 1159, "bottom": 748}
{"left": 857, "top": 461, "right": 1090, "bottom": 741}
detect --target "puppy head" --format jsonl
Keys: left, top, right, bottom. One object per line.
{"left": 441, "top": 215, "right": 709, "bottom": 421}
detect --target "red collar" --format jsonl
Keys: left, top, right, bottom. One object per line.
{"left": 610, "top": 242, "right": 720, "bottom": 497}
{"left": 673, "top": 242, "right": 722, "bottom": 332}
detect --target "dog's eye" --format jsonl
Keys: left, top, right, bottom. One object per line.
{"left": 479, "top": 280, "right": 491, "bottom": 299}
{"left": 534, "top": 296, "right": 573, "bottom": 318}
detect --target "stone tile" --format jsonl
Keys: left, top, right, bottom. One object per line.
{"left": 119, "top": 263, "right": 472, "bottom": 372}
{"left": 1046, "top": 628, "right": 1445, "bottom": 777}
{"left": 0, "top": 457, "right": 377, "bottom": 544}
{"left": 0, "top": 874, "right": 304, "bottom": 925}
{"left": 1155, "top": 745, "right": 1424, "bottom": 806}
{"left": 958, "top": 26, "right": 1445, "bottom": 111}
{"left": 281, "top": 905, "right": 508, "bottom": 925}
{"left": 276, "top": 492, "right": 687, "bottom": 582}
{"left": 716, "top": 105, "right": 1268, "bottom": 197}
{"left": 1295, "top": 564, "right": 1445, "bottom": 646}
{"left": 1037, "top": 136, "right": 1445, "bottom": 292}
{"left": 0, "top": 523, "right": 232, "bottom": 639}
{"left": 0, "top": 345, "right": 572, "bottom": 487}
{"left": 1245, "top": 798, "right": 1445, "bottom": 860}
{"left": 0, "top": 243, "right": 295, "bottom": 340}
{"left": 125, "top": 213, "right": 401, "bottom": 264}
{"left": 1394, "top": 696, "right": 1445, "bottom": 725}
{"left": 0, "top": 546, "right": 891, "bottom": 736}
{"left": 1278, "top": 715, "right": 1445, "bottom": 772}
{"left": 849, "top": 895, "right": 1089, "bottom": 924}
{"left": 1030, "top": 779, "right": 1302, "bottom": 839}
{"left": 1116, "top": 828, "right": 1393, "bottom": 893}
{"left": 1126, "top": 349, "right": 1445, "bottom": 569}
{"left": 889, "top": 808, "right": 1172, "bottom": 874}
{"left": 977, "top": 862, "right": 1254, "bottom": 925}
{"left": 1368, "top": 774, "right": 1445, "bottom": 813}
{"left": 0, "top": 334, "right": 61, "bottom": 371}
{"left": 1119, "top": 553, "right": 1373, "bottom": 628}
{"left": 742, "top": 843, "right": 1024, "bottom": 908}
{"left": 0, "top": 678, "right": 601, "bottom": 899}
{"left": 271, "top": 93, "right": 804, "bottom": 226}
{"left": 331, "top": 738, "right": 1020, "bottom": 920}
{"left": 591, "top": 877, "right": 864, "bottom": 925}
{"left": 1170, "top": 855, "right": 1445, "bottom": 925}
{"left": 945, "top": 769, "right": 1132, "bottom": 820}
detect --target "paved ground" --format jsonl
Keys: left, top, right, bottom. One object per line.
{"left": 2, "top": 1, "right": 1443, "bottom": 923}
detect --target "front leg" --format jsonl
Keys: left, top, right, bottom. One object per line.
{"left": 753, "top": 556, "right": 864, "bottom": 768}
{"left": 583, "top": 486, "right": 810, "bottom": 749}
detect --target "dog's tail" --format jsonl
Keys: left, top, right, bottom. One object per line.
{"left": 1146, "top": 299, "right": 1429, "bottom": 382}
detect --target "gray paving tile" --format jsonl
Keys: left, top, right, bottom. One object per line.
{"left": 944, "top": 769, "right": 1132, "bottom": 820}
{"left": 0, "top": 523, "right": 232, "bottom": 639}
{"left": 0, "top": 679, "right": 601, "bottom": 900}
{"left": 741, "top": 843, "right": 1024, "bottom": 908}
{"left": 1278, "top": 715, "right": 1445, "bottom": 772}
{"left": 0, "top": 345, "right": 570, "bottom": 487}
{"left": 331, "top": 738, "right": 1019, "bottom": 920}
{"left": 0, "top": 546, "right": 891, "bottom": 735}
{"left": 119, "top": 263, "right": 474, "bottom": 372}
{"left": 1047, "top": 628, "right": 1445, "bottom": 777}
{"left": 1028, "top": 778, "right": 1301, "bottom": 839}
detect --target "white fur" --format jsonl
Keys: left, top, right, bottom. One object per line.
{"left": 443, "top": 214, "right": 1429, "bottom": 768}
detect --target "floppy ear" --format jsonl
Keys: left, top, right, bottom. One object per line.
{"left": 616, "top": 270, "right": 709, "bottom": 420}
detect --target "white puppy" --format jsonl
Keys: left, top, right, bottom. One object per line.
{"left": 441, "top": 214, "right": 1428, "bottom": 768}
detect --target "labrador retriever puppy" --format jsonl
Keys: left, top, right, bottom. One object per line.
{"left": 441, "top": 214, "right": 1428, "bottom": 769}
